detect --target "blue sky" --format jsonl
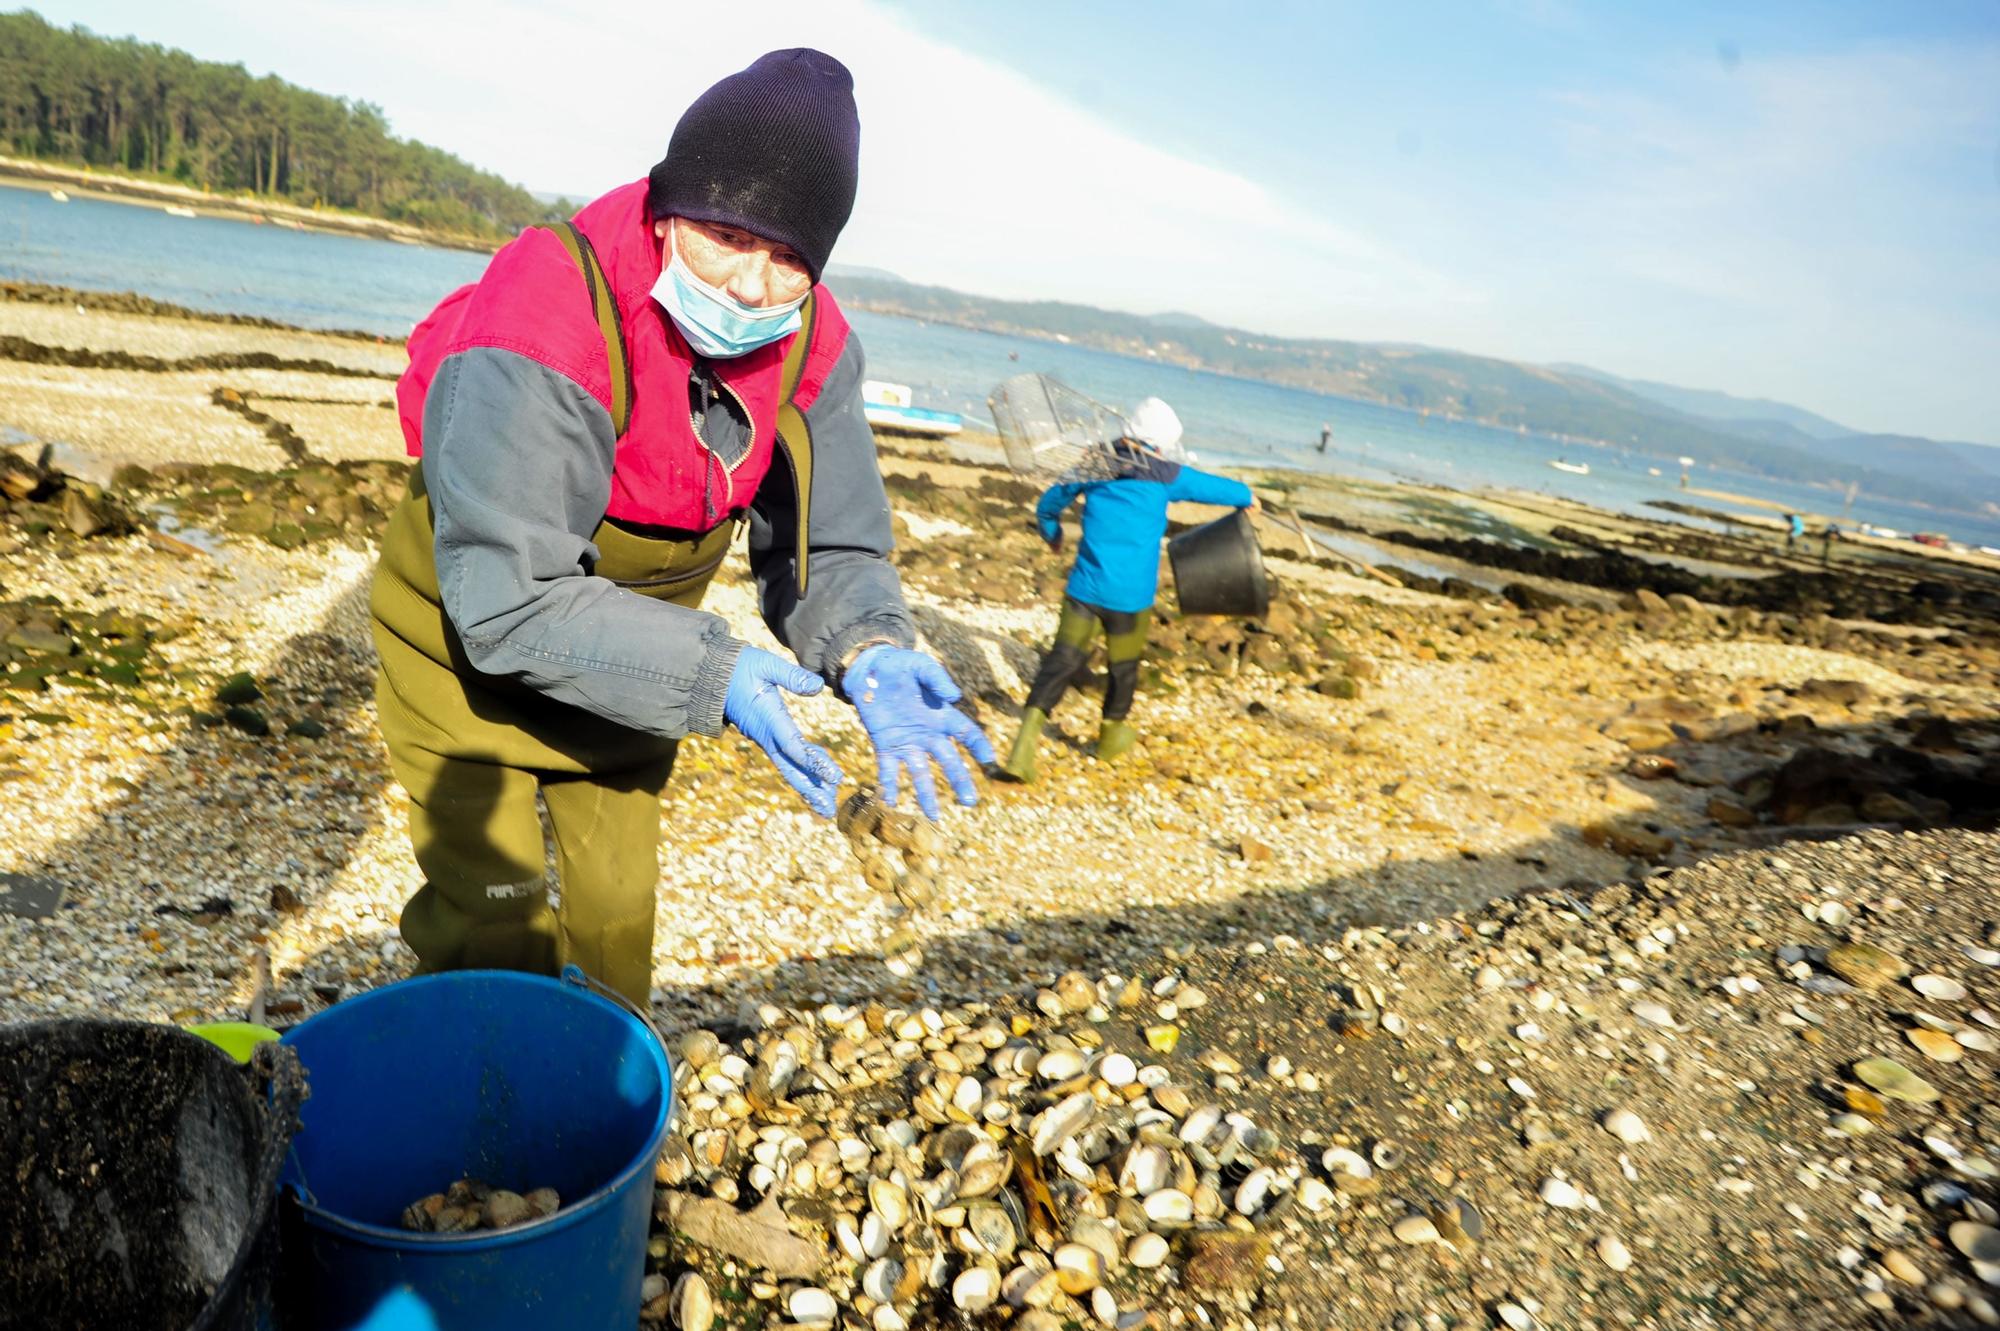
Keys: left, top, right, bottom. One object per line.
{"left": 36, "top": 0, "right": 2000, "bottom": 445}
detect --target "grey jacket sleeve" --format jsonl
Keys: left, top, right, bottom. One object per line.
{"left": 746, "top": 332, "right": 915, "bottom": 687}
{"left": 425, "top": 346, "right": 743, "bottom": 738}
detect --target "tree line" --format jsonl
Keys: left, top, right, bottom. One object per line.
{"left": 0, "top": 10, "right": 565, "bottom": 239}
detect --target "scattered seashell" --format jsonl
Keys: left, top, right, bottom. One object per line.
{"left": 1032, "top": 1092, "right": 1097, "bottom": 1156}
{"left": 1234, "top": 1166, "right": 1277, "bottom": 1215}
{"left": 1142, "top": 1188, "right": 1195, "bottom": 1227}
{"left": 1909, "top": 1029, "right": 1965, "bottom": 1063}
{"left": 1915, "top": 974, "right": 1970, "bottom": 1002}
{"left": 1036, "top": 1048, "right": 1088, "bottom": 1081}
{"left": 952, "top": 1266, "right": 1000, "bottom": 1313}
{"left": 1495, "top": 1301, "right": 1539, "bottom": 1330}
{"left": 862, "top": 1257, "right": 903, "bottom": 1304}
{"left": 1951, "top": 1222, "right": 2000, "bottom": 1264}
{"left": 788, "top": 1287, "right": 837, "bottom": 1325}
{"left": 1854, "top": 1057, "right": 1941, "bottom": 1103}
{"left": 1053, "top": 1243, "right": 1105, "bottom": 1294}
{"left": 1322, "top": 1147, "right": 1372, "bottom": 1179}
{"left": 1127, "top": 1233, "right": 1169, "bottom": 1268}
{"left": 1540, "top": 1177, "right": 1585, "bottom": 1209}
{"left": 1602, "top": 1108, "right": 1651, "bottom": 1144}
{"left": 1828, "top": 942, "right": 1909, "bottom": 991}
{"left": 1631, "top": 1000, "right": 1675, "bottom": 1029}
{"left": 672, "top": 1273, "right": 714, "bottom": 1331}
{"left": 1099, "top": 1053, "right": 1137, "bottom": 1087}
{"left": 1966, "top": 945, "right": 2000, "bottom": 967}
{"left": 1393, "top": 1213, "right": 1440, "bottom": 1245}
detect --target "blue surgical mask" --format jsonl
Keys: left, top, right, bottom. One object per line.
{"left": 651, "top": 223, "right": 806, "bottom": 359}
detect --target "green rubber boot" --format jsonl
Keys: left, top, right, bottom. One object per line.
{"left": 1096, "top": 719, "right": 1139, "bottom": 762}
{"left": 998, "top": 707, "right": 1048, "bottom": 783}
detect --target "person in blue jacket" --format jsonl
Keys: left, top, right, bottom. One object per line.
{"left": 997, "top": 398, "right": 1256, "bottom": 782}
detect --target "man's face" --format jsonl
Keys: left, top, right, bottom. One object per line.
{"left": 655, "top": 217, "right": 812, "bottom": 308}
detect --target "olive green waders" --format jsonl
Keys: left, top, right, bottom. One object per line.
{"left": 371, "top": 471, "right": 732, "bottom": 1004}
{"left": 369, "top": 221, "right": 824, "bottom": 1005}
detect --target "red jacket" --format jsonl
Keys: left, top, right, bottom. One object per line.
{"left": 395, "top": 179, "right": 851, "bottom": 533}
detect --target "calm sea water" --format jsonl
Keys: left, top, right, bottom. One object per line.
{"left": 7, "top": 184, "right": 1996, "bottom": 549}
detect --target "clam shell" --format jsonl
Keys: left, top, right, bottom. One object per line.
{"left": 1143, "top": 1188, "right": 1195, "bottom": 1227}
{"left": 1234, "top": 1165, "right": 1277, "bottom": 1216}
{"left": 671, "top": 1273, "right": 714, "bottom": 1331}
{"left": 869, "top": 1177, "right": 909, "bottom": 1230}
{"left": 1322, "top": 1147, "right": 1372, "bottom": 1179}
{"left": 1118, "top": 1142, "right": 1171, "bottom": 1197}
{"left": 788, "top": 1287, "right": 837, "bottom": 1324}
{"left": 862, "top": 1257, "right": 903, "bottom": 1304}
{"left": 1602, "top": 1108, "right": 1651, "bottom": 1144}
{"left": 1053, "top": 1242, "right": 1105, "bottom": 1294}
{"left": 1951, "top": 1222, "right": 2000, "bottom": 1264}
{"left": 1127, "top": 1232, "right": 1169, "bottom": 1268}
{"left": 1003, "top": 1260, "right": 1059, "bottom": 1309}
{"left": 1393, "top": 1213, "right": 1440, "bottom": 1244}
{"left": 952, "top": 1266, "right": 1000, "bottom": 1313}
{"left": 1914, "top": 974, "right": 1969, "bottom": 1002}
{"left": 1032, "top": 1092, "right": 1097, "bottom": 1156}
{"left": 1854, "top": 1057, "right": 1941, "bottom": 1103}
{"left": 1541, "top": 1177, "right": 1585, "bottom": 1209}
{"left": 1100, "top": 1053, "right": 1138, "bottom": 1087}
{"left": 1179, "top": 1104, "right": 1223, "bottom": 1144}
{"left": 1598, "top": 1235, "right": 1633, "bottom": 1272}
{"left": 1037, "top": 1048, "right": 1088, "bottom": 1081}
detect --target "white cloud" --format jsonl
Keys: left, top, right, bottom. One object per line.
{"left": 136, "top": 0, "right": 1465, "bottom": 332}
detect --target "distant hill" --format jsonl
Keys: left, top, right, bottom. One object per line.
{"left": 1562, "top": 365, "right": 2000, "bottom": 499}
{"left": 833, "top": 271, "right": 1995, "bottom": 515}
{"left": 1553, "top": 363, "right": 1855, "bottom": 440}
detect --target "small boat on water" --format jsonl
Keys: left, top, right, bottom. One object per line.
{"left": 48, "top": 188, "right": 68, "bottom": 203}
{"left": 164, "top": 204, "right": 197, "bottom": 218}
{"left": 1549, "top": 458, "right": 1590, "bottom": 476}
{"left": 862, "top": 380, "right": 961, "bottom": 438}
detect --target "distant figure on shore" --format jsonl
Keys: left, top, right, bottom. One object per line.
{"left": 1820, "top": 522, "right": 1840, "bottom": 566}
{"left": 1317, "top": 422, "right": 1331, "bottom": 454}
{"left": 1786, "top": 512, "right": 1804, "bottom": 552}
{"left": 997, "top": 398, "right": 1256, "bottom": 782}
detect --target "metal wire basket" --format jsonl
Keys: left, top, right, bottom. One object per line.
{"left": 986, "top": 373, "right": 1130, "bottom": 480}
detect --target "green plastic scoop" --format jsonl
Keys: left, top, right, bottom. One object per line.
{"left": 189, "top": 1021, "right": 280, "bottom": 1063}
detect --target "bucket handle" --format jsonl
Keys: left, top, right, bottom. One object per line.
{"left": 560, "top": 966, "right": 680, "bottom": 1127}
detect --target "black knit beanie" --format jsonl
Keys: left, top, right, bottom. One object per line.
{"left": 647, "top": 49, "right": 859, "bottom": 282}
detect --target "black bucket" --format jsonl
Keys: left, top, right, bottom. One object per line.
{"left": 1168, "top": 508, "right": 1271, "bottom": 617}
{"left": 0, "top": 1020, "right": 305, "bottom": 1331}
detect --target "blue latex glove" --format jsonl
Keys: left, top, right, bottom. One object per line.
{"left": 724, "top": 646, "right": 844, "bottom": 818}
{"left": 843, "top": 646, "right": 997, "bottom": 821}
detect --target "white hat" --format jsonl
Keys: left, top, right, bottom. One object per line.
{"left": 1124, "top": 397, "right": 1185, "bottom": 460}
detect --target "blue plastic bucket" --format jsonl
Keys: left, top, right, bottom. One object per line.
{"left": 277, "top": 969, "right": 672, "bottom": 1331}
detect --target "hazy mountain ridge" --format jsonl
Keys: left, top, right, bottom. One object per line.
{"left": 833, "top": 271, "right": 1994, "bottom": 517}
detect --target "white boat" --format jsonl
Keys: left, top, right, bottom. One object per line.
{"left": 48, "top": 188, "right": 69, "bottom": 203}
{"left": 862, "top": 380, "right": 962, "bottom": 438}
{"left": 164, "top": 204, "right": 197, "bottom": 218}
{"left": 1549, "top": 459, "right": 1590, "bottom": 475}
{"left": 1647, "top": 466, "right": 1662, "bottom": 476}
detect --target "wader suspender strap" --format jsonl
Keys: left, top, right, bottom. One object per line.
{"left": 774, "top": 292, "right": 818, "bottom": 597}
{"left": 543, "top": 222, "right": 818, "bottom": 595}
{"left": 545, "top": 221, "right": 633, "bottom": 437}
